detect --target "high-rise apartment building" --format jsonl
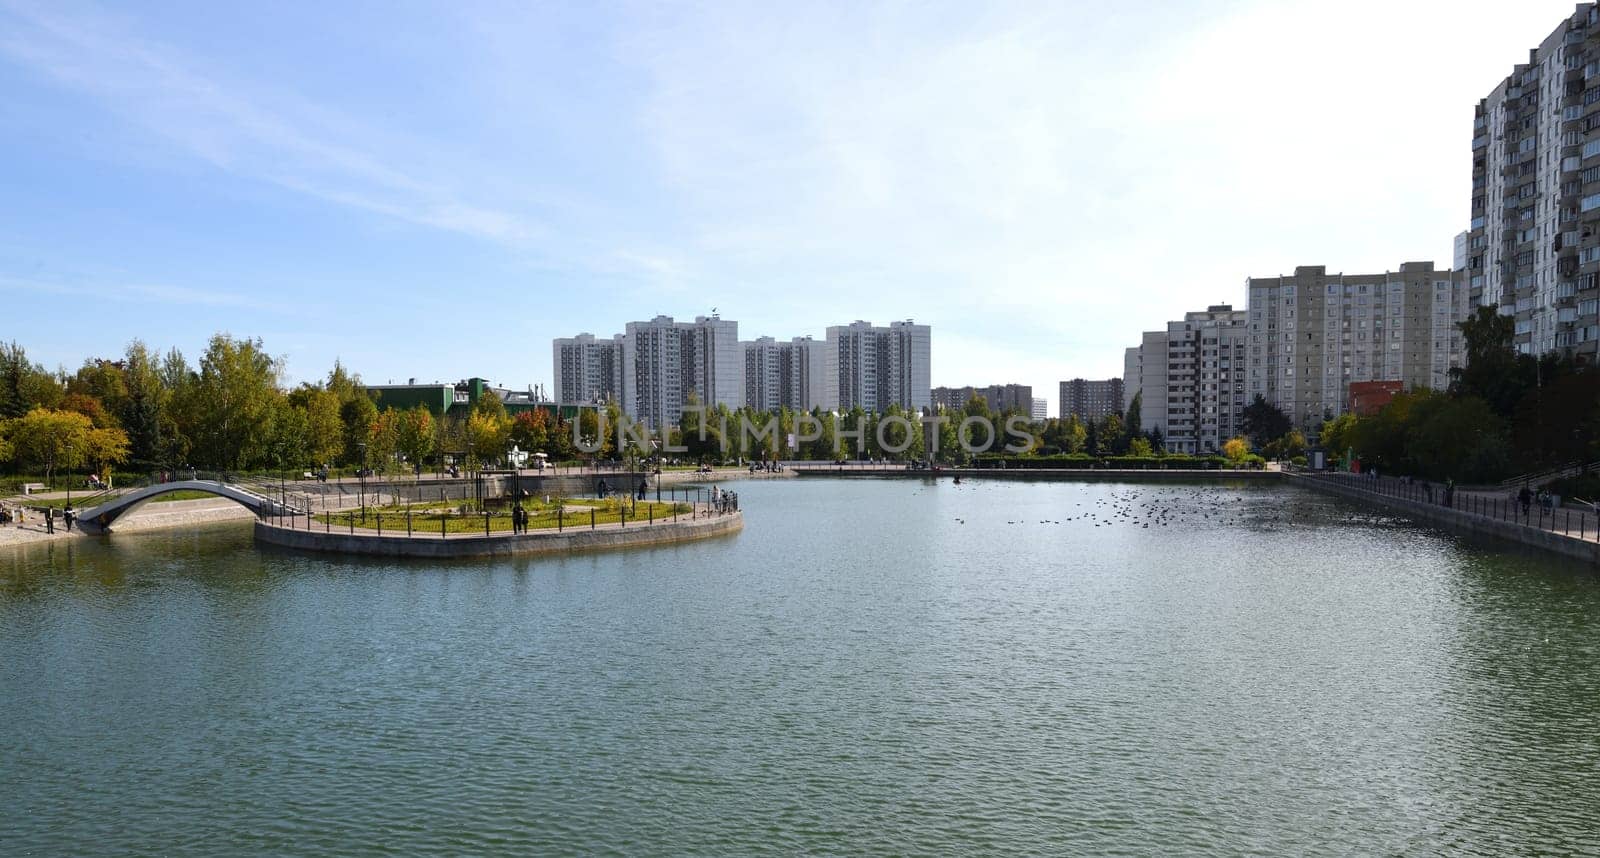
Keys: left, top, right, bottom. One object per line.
{"left": 1245, "top": 263, "right": 1470, "bottom": 429}
{"left": 1125, "top": 305, "right": 1249, "bottom": 454}
{"left": 1058, "top": 378, "right": 1125, "bottom": 424}
{"left": 1122, "top": 347, "right": 1141, "bottom": 413}
{"left": 1031, "top": 398, "right": 1048, "bottom": 420}
{"left": 621, "top": 315, "right": 742, "bottom": 428}
{"left": 930, "top": 383, "right": 1032, "bottom": 413}
{"left": 551, "top": 333, "right": 624, "bottom": 404}
{"left": 822, "top": 320, "right": 932, "bottom": 412}
{"left": 742, "top": 335, "right": 825, "bottom": 412}
{"left": 1469, "top": 5, "right": 1600, "bottom": 361}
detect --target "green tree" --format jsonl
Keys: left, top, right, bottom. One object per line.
{"left": 340, "top": 395, "right": 378, "bottom": 466}
{"left": 1241, "top": 394, "right": 1293, "bottom": 449}
{"left": 1318, "top": 412, "right": 1358, "bottom": 462}
{"left": 289, "top": 385, "right": 343, "bottom": 467}
{"left": 10, "top": 408, "right": 92, "bottom": 484}
{"left": 120, "top": 341, "right": 167, "bottom": 467}
{"left": 1450, "top": 305, "right": 1533, "bottom": 417}
{"left": 396, "top": 406, "right": 436, "bottom": 472}
{"left": 181, "top": 335, "right": 284, "bottom": 470}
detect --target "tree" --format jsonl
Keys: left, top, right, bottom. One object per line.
{"left": 1450, "top": 305, "right": 1533, "bottom": 417}
{"left": 85, "top": 426, "right": 132, "bottom": 480}
{"left": 181, "top": 335, "right": 284, "bottom": 470}
{"left": 1318, "top": 412, "right": 1358, "bottom": 462}
{"left": 69, "top": 359, "right": 128, "bottom": 421}
{"left": 1262, "top": 428, "right": 1307, "bottom": 461}
{"left": 1128, "top": 436, "right": 1154, "bottom": 457}
{"left": 1405, "top": 395, "right": 1508, "bottom": 482}
{"left": 120, "top": 341, "right": 167, "bottom": 467}
{"left": 396, "top": 406, "right": 436, "bottom": 472}
{"left": 367, "top": 409, "right": 401, "bottom": 476}
{"left": 1101, "top": 413, "right": 1127, "bottom": 455}
{"left": 9, "top": 408, "right": 92, "bottom": 484}
{"left": 61, "top": 392, "right": 116, "bottom": 429}
{"left": 467, "top": 409, "right": 511, "bottom": 467}
{"left": 340, "top": 395, "right": 378, "bottom": 467}
{"left": 1124, "top": 392, "right": 1143, "bottom": 446}
{"left": 290, "top": 386, "right": 343, "bottom": 467}
{"left": 1240, "top": 394, "right": 1292, "bottom": 449}
{"left": 510, "top": 408, "right": 551, "bottom": 455}
{"left": 1222, "top": 436, "right": 1251, "bottom": 463}
{"left": 0, "top": 342, "right": 61, "bottom": 418}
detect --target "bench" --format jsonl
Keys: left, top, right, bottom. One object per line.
{"left": 21, "top": 482, "right": 46, "bottom": 495}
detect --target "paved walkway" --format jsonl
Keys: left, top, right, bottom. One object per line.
{"left": 1312, "top": 471, "right": 1598, "bottom": 545}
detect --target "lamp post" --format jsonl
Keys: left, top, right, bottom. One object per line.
{"left": 358, "top": 441, "right": 368, "bottom": 520}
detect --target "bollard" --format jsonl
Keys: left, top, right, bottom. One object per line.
{"left": 348, "top": 513, "right": 354, "bottom": 535}
{"left": 621, "top": 507, "right": 625, "bottom": 528}
{"left": 377, "top": 514, "right": 382, "bottom": 536}
{"left": 407, "top": 511, "right": 412, "bottom": 536}
{"left": 649, "top": 505, "right": 653, "bottom": 525}
{"left": 485, "top": 511, "right": 491, "bottom": 537}
{"left": 591, "top": 508, "right": 596, "bottom": 530}
{"left": 442, "top": 515, "right": 447, "bottom": 538}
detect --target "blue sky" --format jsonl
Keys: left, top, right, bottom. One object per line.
{"left": 0, "top": 0, "right": 1583, "bottom": 412}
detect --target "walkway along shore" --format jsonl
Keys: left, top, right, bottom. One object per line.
{"left": 1289, "top": 471, "right": 1599, "bottom": 566}
{"left": 253, "top": 501, "right": 743, "bottom": 559}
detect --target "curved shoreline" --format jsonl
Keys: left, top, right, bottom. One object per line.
{"left": 253, "top": 509, "right": 743, "bottom": 558}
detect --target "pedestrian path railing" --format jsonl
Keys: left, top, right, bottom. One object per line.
{"left": 1308, "top": 471, "right": 1597, "bottom": 544}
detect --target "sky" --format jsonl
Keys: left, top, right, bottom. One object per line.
{"left": 0, "top": 0, "right": 1586, "bottom": 414}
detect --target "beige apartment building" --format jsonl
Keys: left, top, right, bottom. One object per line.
{"left": 1057, "top": 378, "right": 1124, "bottom": 424}
{"left": 1246, "top": 263, "right": 1470, "bottom": 429}
{"left": 1469, "top": 4, "right": 1600, "bottom": 361}
{"left": 932, "top": 383, "right": 1032, "bottom": 413}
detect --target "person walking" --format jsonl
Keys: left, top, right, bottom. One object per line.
{"left": 1518, "top": 485, "right": 1533, "bottom": 518}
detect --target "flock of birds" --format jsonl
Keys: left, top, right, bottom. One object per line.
{"left": 944, "top": 485, "right": 1292, "bottom": 530}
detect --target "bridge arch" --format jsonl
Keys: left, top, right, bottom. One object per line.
{"left": 75, "top": 480, "right": 296, "bottom": 534}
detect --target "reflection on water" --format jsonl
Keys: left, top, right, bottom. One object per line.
{"left": 2, "top": 479, "right": 1597, "bottom": 856}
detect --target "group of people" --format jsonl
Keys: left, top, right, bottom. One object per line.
{"left": 510, "top": 504, "right": 531, "bottom": 534}
{"left": 1516, "top": 485, "right": 1559, "bottom": 515}
{"left": 710, "top": 486, "right": 738, "bottom": 514}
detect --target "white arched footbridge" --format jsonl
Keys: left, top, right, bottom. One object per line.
{"left": 75, "top": 480, "right": 301, "bottom": 534}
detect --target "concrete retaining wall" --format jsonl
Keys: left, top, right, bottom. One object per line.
{"left": 254, "top": 510, "right": 743, "bottom": 559}
{"left": 792, "top": 467, "right": 1282, "bottom": 481}
{"left": 1290, "top": 474, "right": 1599, "bottom": 566}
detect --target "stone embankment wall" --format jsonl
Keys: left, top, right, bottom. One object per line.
{"left": 254, "top": 510, "right": 743, "bottom": 559}
{"left": 1290, "top": 474, "right": 1599, "bottom": 566}
{"left": 792, "top": 467, "right": 1282, "bottom": 481}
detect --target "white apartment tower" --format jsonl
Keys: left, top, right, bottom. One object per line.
{"left": 621, "top": 315, "right": 742, "bottom": 428}
{"left": 551, "top": 333, "right": 624, "bottom": 404}
{"left": 822, "top": 320, "right": 932, "bottom": 412}
{"left": 1125, "top": 305, "right": 1249, "bottom": 454}
{"left": 743, "top": 336, "right": 825, "bottom": 412}
{"left": 1469, "top": 4, "right": 1600, "bottom": 361}
{"left": 1245, "top": 263, "right": 1470, "bottom": 429}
